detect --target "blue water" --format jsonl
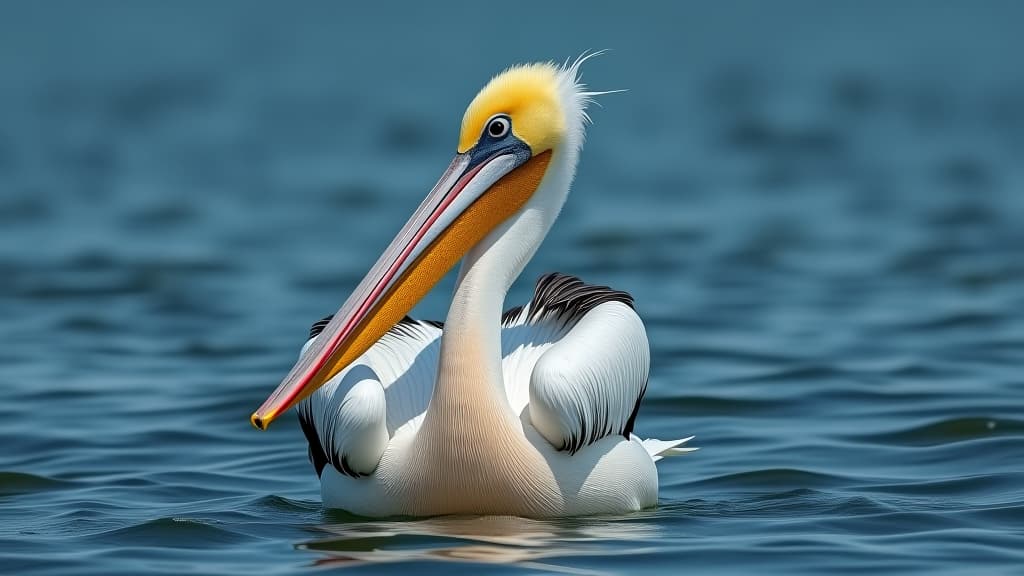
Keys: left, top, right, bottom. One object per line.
{"left": 2, "top": 2, "right": 1024, "bottom": 574}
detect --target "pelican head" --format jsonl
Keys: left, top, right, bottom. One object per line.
{"left": 252, "top": 55, "right": 604, "bottom": 430}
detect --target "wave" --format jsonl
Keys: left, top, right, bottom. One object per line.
{"left": 85, "top": 517, "right": 250, "bottom": 549}
{"left": 0, "top": 471, "right": 74, "bottom": 496}
{"left": 853, "top": 417, "right": 1024, "bottom": 447}
{"left": 682, "top": 468, "right": 851, "bottom": 490}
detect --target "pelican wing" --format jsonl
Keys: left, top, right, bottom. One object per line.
{"left": 500, "top": 273, "right": 650, "bottom": 453}
{"left": 297, "top": 273, "right": 651, "bottom": 479}
{"left": 297, "top": 316, "right": 441, "bottom": 477}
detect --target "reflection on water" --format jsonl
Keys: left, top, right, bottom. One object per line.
{"left": 303, "top": 514, "right": 660, "bottom": 573}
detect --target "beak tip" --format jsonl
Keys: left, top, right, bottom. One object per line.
{"left": 250, "top": 411, "right": 269, "bottom": 431}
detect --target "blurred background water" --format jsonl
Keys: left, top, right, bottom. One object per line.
{"left": 2, "top": 1, "right": 1023, "bottom": 574}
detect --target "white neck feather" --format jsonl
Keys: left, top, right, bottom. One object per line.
{"left": 419, "top": 55, "right": 594, "bottom": 436}
{"left": 432, "top": 143, "right": 577, "bottom": 414}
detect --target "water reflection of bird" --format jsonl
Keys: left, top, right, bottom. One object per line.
{"left": 251, "top": 53, "right": 695, "bottom": 517}
{"left": 305, "top": 514, "right": 663, "bottom": 572}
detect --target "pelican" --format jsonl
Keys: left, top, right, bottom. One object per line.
{"left": 251, "top": 54, "right": 695, "bottom": 517}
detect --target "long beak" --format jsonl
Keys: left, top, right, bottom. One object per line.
{"left": 251, "top": 149, "right": 551, "bottom": 430}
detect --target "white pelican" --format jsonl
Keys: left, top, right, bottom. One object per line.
{"left": 251, "top": 54, "right": 695, "bottom": 517}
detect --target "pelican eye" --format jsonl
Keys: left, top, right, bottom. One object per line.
{"left": 486, "top": 115, "right": 511, "bottom": 139}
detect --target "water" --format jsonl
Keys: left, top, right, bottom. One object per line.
{"left": 2, "top": 2, "right": 1023, "bottom": 574}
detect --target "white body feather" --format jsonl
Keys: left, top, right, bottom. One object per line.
{"left": 300, "top": 290, "right": 694, "bottom": 517}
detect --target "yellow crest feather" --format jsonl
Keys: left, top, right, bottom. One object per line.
{"left": 458, "top": 63, "right": 565, "bottom": 154}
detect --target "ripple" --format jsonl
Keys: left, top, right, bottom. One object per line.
{"left": 56, "top": 314, "right": 121, "bottom": 333}
{"left": 175, "top": 340, "right": 272, "bottom": 359}
{"left": 251, "top": 494, "right": 321, "bottom": 513}
{"left": 684, "top": 468, "right": 851, "bottom": 490}
{"left": 86, "top": 517, "right": 250, "bottom": 549}
{"left": 645, "top": 394, "right": 782, "bottom": 416}
{"left": 661, "top": 345, "right": 797, "bottom": 365}
{"left": 719, "top": 364, "right": 845, "bottom": 384}
{"left": 855, "top": 417, "right": 1024, "bottom": 447}
{"left": 0, "top": 472, "right": 74, "bottom": 496}
{"left": 855, "top": 472, "right": 1024, "bottom": 497}
{"left": 901, "top": 311, "right": 1005, "bottom": 332}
